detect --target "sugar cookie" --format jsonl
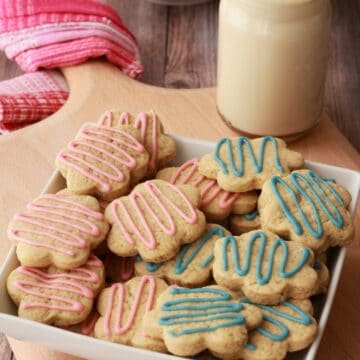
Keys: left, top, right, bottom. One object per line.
{"left": 213, "top": 230, "right": 317, "bottom": 304}
{"left": 105, "top": 179, "right": 206, "bottom": 263}
{"left": 8, "top": 194, "right": 109, "bottom": 269}
{"left": 135, "top": 224, "right": 230, "bottom": 287}
{"left": 142, "top": 285, "right": 262, "bottom": 358}
{"left": 259, "top": 170, "right": 354, "bottom": 252}
{"left": 7, "top": 255, "right": 104, "bottom": 326}
{"left": 156, "top": 158, "right": 257, "bottom": 221}
{"left": 199, "top": 136, "right": 304, "bottom": 192}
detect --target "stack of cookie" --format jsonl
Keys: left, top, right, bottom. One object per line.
{"left": 6, "top": 111, "right": 354, "bottom": 360}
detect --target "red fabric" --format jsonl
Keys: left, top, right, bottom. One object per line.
{"left": 11, "top": 34, "right": 142, "bottom": 76}
{"left": 0, "top": 0, "right": 143, "bottom": 132}
{"left": 0, "top": 0, "right": 137, "bottom": 45}
{"left": 0, "top": 71, "right": 69, "bottom": 132}
{"left": 0, "top": 91, "right": 68, "bottom": 132}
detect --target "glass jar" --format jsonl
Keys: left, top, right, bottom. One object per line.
{"left": 217, "top": 0, "right": 332, "bottom": 139}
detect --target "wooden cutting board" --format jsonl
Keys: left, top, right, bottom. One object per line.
{"left": 1, "top": 60, "right": 359, "bottom": 360}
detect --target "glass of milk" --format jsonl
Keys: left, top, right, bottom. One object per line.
{"left": 217, "top": 0, "right": 332, "bottom": 139}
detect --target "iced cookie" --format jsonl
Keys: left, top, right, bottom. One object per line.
{"left": 142, "top": 285, "right": 262, "bottom": 358}
{"left": 258, "top": 170, "right": 354, "bottom": 252}
{"left": 99, "top": 110, "right": 176, "bottom": 176}
{"left": 312, "top": 260, "right": 329, "bottom": 296}
{"left": 55, "top": 122, "right": 149, "bottom": 201}
{"left": 105, "top": 179, "right": 206, "bottom": 263}
{"left": 198, "top": 136, "right": 304, "bottom": 192}
{"left": 103, "top": 253, "right": 135, "bottom": 283}
{"left": 94, "top": 275, "right": 168, "bottom": 352}
{"left": 241, "top": 298, "right": 317, "bottom": 360}
{"left": 7, "top": 255, "right": 105, "bottom": 326}
{"left": 230, "top": 210, "right": 261, "bottom": 235}
{"left": 213, "top": 230, "right": 317, "bottom": 305}
{"left": 135, "top": 224, "right": 230, "bottom": 287}
{"left": 8, "top": 194, "right": 109, "bottom": 270}
{"left": 156, "top": 158, "right": 257, "bottom": 221}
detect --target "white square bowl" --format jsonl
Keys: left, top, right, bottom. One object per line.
{"left": 0, "top": 135, "right": 359, "bottom": 360}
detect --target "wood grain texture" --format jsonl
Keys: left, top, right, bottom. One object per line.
{"left": 324, "top": 0, "right": 360, "bottom": 153}
{"left": 115, "top": 0, "right": 169, "bottom": 86}
{"left": 164, "top": 1, "right": 218, "bottom": 88}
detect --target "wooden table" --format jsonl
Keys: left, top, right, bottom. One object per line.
{"left": 0, "top": 1, "right": 359, "bottom": 359}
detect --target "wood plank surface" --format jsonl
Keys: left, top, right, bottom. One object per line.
{"left": 0, "top": 1, "right": 359, "bottom": 359}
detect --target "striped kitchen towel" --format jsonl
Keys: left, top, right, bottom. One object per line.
{"left": 0, "top": 0, "right": 143, "bottom": 76}
{"left": 0, "top": 71, "right": 69, "bottom": 132}
{"left": 0, "top": 0, "right": 143, "bottom": 131}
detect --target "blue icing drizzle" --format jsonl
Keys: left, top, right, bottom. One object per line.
{"left": 221, "top": 232, "right": 311, "bottom": 285}
{"left": 313, "top": 261, "right": 322, "bottom": 270}
{"left": 256, "top": 314, "right": 289, "bottom": 341}
{"left": 270, "top": 170, "right": 345, "bottom": 239}
{"left": 159, "top": 287, "right": 247, "bottom": 336}
{"left": 241, "top": 298, "right": 312, "bottom": 350}
{"left": 245, "top": 343, "right": 256, "bottom": 351}
{"left": 175, "top": 227, "right": 225, "bottom": 274}
{"left": 214, "top": 136, "right": 284, "bottom": 176}
{"left": 200, "top": 254, "right": 214, "bottom": 269}
{"left": 137, "top": 255, "right": 163, "bottom": 272}
{"left": 144, "top": 226, "right": 225, "bottom": 275}
{"left": 146, "top": 262, "right": 162, "bottom": 272}
{"left": 243, "top": 210, "right": 259, "bottom": 221}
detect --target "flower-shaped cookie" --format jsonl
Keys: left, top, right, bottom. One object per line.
{"left": 213, "top": 230, "right": 317, "bottom": 305}
{"left": 94, "top": 275, "right": 168, "bottom": 352}
{"left": 105, "top": 179, "right": 206, "bottom": 263}
{"left": 230, "top": 210, "right": 261, "bottom": 235}
{"left": 311, "top": 260, "right": 329, "bottom": 296}
{"left": 259, "top": 170, "right": 354, "bottom": 252}
{"left": 135, "top": 224, "right": 230, "bottom": 287}
{"left": 99, "top": 109, "right": 176, "bottom": 176}
{"left": 8, "top": 194, "right": 109, "bottom": 269}
{"left": 241, "top": 299, "right": 317, "bottom": 360}
{"left": 7, "top": 255, "right": 105, "bottom": 326}
{"left": 156, "top": 158, "right": 257, "bottom": 221}
{"left": 198, "top": 136, "right": 304, "bottom": 192}
{"left": 56, "top": 122, "right": 149, "bottom": 201}
{"left": 142, "top": 285, "right": 262, "bottom": 358}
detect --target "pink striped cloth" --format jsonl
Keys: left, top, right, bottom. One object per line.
{"left": 0, "top": 71, "right": 68, "bottom": 132}
{"left": 0, "top": 0, "right": 143, "bottom": 131}
{"left": 0, "top": 0, "right": 143, "bottom": 75}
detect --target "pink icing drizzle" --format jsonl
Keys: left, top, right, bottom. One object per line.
{"left": 98, "top": 199, "right": 110, "bottom": 211}
{"left": 103, "top": 275, "right": 156, "bottom": 337}
{"left": 57, "top": 124, "right": 145, "bottom": 192}
{"left": 13, "top": 255, "right": 102, "bottom": 312}
{"left": 81, "top": 311, "right": 100, "bottom": 335}
{"left": 170, "top": 158, "right": 240, "bottom": 209}
{"left": 110, "top": 181, "right": 198, "bottom": 250}
{"left": 11, "top": 194, "right": 104, "bottom": 256}
{"left": 118, "top": 257, "right": 135, "bottom": 281}
{"left": 100, "top": 111, "right": 158, "bottom": 171}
